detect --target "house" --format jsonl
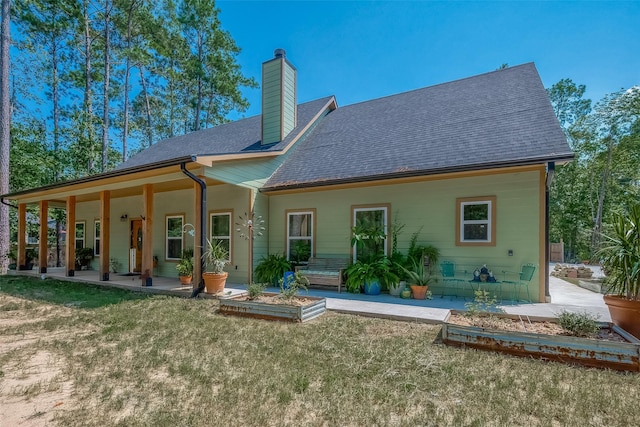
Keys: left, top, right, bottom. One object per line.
{"left": 2, "top": 49, "right": 572, "bottom": 302}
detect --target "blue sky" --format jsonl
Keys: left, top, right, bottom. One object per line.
{"left": 217, "top": 1, "right": 640, "bottom": 119}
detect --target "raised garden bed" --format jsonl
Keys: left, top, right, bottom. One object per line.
{"left": 218, "top": 292, "right": 326, "bottom": 322}
{"left": 441, "top": 313, "right": 640, "bottom": 371}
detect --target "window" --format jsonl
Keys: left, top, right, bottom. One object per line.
{"left": 94, "top": 220, "right": 100, "bottom": 256}
{"left": 75, "top": 222, "right": 85, "bottom": 250}
{"left": 352, "top": 205, "right": 389, "bottom": 262}
{"left": 456, "top": 196, "right": 496, "bottom": 246}
{"left": 287, "top": 210, "right": 315, "bottom": 263}
{"left": 210, "top": 211, "right": 232, "bottom": 262}
{"left": 166, "top": 215, "right": 184, "bottom": 260}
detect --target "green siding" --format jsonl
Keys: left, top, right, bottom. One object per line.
{"left": 268, "top": 170, "right": 544, "bottom": 301}
{"left": 261, "top": 58, "right": 296, "bottom": 145}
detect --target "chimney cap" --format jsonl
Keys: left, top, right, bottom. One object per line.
{"left": 274, "top": 48, "right": 286, "bottom": 59}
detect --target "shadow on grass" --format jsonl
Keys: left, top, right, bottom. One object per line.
{"left": 0, "top": 275, "right": 150, "bottom": 309}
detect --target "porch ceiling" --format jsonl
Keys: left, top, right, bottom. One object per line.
{"left": 12, "top": 164, "right": 223, "bottom": 206}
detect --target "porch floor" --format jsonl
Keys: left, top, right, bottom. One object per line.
{"left": 9, "top": 266, "right": 610, "bottom": 324}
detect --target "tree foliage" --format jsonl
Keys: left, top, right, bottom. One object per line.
{"left": 549, "top": 80, "right": 640, "bottom": 262}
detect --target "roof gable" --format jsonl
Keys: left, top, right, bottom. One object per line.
{"left": 263, "top": 63, "right": 572, "bottom": 191}
{"left": 118, "top": 96, "right": 335, "bottom": 170}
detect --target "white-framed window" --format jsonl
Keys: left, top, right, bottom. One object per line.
{"left": 287, "top": 210, "right": 314, "bottom": 263}
{"left": 210, "top": 211, "right": 232, "bottom": 262}
{"left": 351, "top": 205, "right": 389, "bottom": 262}
{"left": 456, "top": 196, "right": 496, "bottom": 246}
{"left": 166, "top": 214, "right": 184, "bottom": 260}
{"left": 75, "top": 221, "right": 85, "bottom": 250}
{"left": 94, "top": 220, "right": 100, "bottom": 256}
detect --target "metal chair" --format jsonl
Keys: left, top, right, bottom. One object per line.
{"left": 502, "top": 263, "right": 536, "bottom": 303}
{"left": 440, "top": 261, "right": 461, "bottom": 298}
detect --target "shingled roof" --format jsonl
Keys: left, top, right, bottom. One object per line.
{"left": 117, "top": 96, "right": 335, "bottom": 170}
{"left": 262, "top": 62, "right": 572, "bottom": 191}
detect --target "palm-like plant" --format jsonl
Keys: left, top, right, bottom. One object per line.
{"left": 401, "top": 257, "right": 437, "bottom": 287}
{"left": 598, "top": 204, "right": 640, "bottom": 300}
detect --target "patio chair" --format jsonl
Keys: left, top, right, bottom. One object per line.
{"left": 502, "top": 263, "right": 536, "bottom": 303}
{"left": 440, "top": 261, "right": 461, "bottom": 298}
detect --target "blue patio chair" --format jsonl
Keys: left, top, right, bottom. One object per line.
{"left": 502, "top": 263, "right": 536, "bottom": 303}
{"left": 440, "top": 261, "right": 461, "bottom": 298}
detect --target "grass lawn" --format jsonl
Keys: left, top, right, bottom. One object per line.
{"left": 1, "top": 275, "right": 640, "bottom": 426}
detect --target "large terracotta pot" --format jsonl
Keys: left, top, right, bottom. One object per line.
{"left": 410, "top": 285, "right": 429, "bottom": 300}
{"left": 604, "top": 295, "right": 640, "bottom": 339}
{"left": 203, "top": 272, "right": 228, "bottom": 294}
{"left": 179, "top": 275, "right": 192, "bottom": 286}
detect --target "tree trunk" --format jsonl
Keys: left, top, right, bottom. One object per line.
{"left": 193, "top": 32, "right": 203, "bottom": 131}
{"left": 0, "top": 0, "right": 11, "bottom": 275}
{"left": 138, "top": 66, "right": 153, "bottom": 146}
{"left": 591, "top": 135, "right": 614, "bottom": 255}
{"left": 101, "top": 0, "right": 111, "bottom": 172}
{"left": 122, "top": 6, "right": 132, "bottom": 162}
{"left": 83, "top": 0, "right": 94, "bottom": 173}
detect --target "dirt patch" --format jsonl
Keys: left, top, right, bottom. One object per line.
{"left": 0, "top": 295, "right": 77, "bottom": 426}
{"left": 448, "top": 313, "right": 628, "bottom": 342}
{"left": 236, "top": 294, "right": 318, "bottom": 307}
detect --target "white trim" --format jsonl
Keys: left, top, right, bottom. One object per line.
{"left": 166, "top": 215, "right": 184, "bottom": 260}
{"left": 94, "top": 220, "right": 100, "bottom": 257}
{"left": 352, "top": 206, "right": 388, "bottom": 262}
{"left": 210, "top": 212, "right": 232, "bottom": 263}
{"left": 286, "top": 211, "right": 314, "bottom": 262}
{"left": 460, "top": 200, "right": 492, "bottom": 243}
{"left": 75, "top": 221, "right": 85, "bottom": 250}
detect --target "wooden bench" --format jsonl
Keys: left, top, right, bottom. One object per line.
{"left": 295, "top": 257, "right": 349, "bottom": 293}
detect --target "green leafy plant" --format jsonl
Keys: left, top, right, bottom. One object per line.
{"left": 176, "top": 248, "right": 194, "bottom": 277}
{"left": 598, "top": 204, "right": 640, "bottom": 300}
{"left": 351, "top": 222, "right": 386, "bottom": 263}
{"left": 558, "top": 311, "right": 600, "bottom": 337}
{"left": 75, "top": 247, "right": 94, "bottom": 269}
{"left": 464, "top": 289, "right": 504, "bottom": 316}
{"left": 254, "top": 254, "right": 292, "bottom": 285}
{"left": 247, "top": 282, "right": 266, "bottom": 300}
{"left": 202, "top": 240, "right": 230, "bottom": 274}
{"left": 290, "top": 240, "right": 311, "bottom": 265}
{"left": 279, "top": 271, "right": 309, "bottom": 300}
{"left": 344, "top": 257, "right": 399, "bottom": 293}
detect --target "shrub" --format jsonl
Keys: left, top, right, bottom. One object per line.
{"left": 558, "top": 311, "right": 600, "bottom": 337}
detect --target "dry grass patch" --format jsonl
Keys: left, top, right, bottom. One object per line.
{"left": 2, "top": 276, "right": 640, "bottom": 426}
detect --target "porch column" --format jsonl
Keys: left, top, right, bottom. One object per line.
{"left": 193, "top": 181, "right": 203, "bottom": 288}
{"left": 65, "top": 196, "right": 76, "bottom": 276}
{"left": 142, "top": 184, "right": 153, "bottom": 277}
{"left": 17, "top": 203, "right": 26, "bottom": 268}
{"left": 38, "top": 200, "right": 48, "bottom": 273}
{"left": 100, "top": 191, "right": 110, "bottom": 281}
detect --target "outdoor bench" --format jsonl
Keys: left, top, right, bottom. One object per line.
{"left": 295, "top": 257, "right": 349, "bottom": 293}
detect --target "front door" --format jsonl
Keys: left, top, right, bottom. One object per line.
{"left": 130, "top": 219, "right": 143, "bottom": 272}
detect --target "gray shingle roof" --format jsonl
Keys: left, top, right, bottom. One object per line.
{"left": 263, "top": 63, "right": 572, "bottom": 191}
{"left": 117, "top": 96, "right": 335, "bottom": 170}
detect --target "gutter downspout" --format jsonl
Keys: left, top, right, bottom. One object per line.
{"left": 1, "top": 197, "right": 17, "bottom": 209}
{"left": 181, "top": 163, "right": 207, "bottom": 298}
{"left": 545, "top": 162, "right": 555, "bottom": 302}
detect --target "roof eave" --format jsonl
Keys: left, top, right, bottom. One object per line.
{"left": 261, "top": 154, "right": 575, "bottom": 193}
{"left": 1, "top": 156, "right": 195, "bottom": 199}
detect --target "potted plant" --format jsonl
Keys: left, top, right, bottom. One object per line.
{"left": 254, "top": 253, "right": 292, "bottom": 287}
{"left": 598, "top": 203, "right": 640, "bottom": 338}
{"left": 202, "top": 239, "right": 230, "bottom": 294}
{"left": 176, "top": 248, "right": 194, "bottom": 285}
{"left": 344, "top": 257, "right": 398, "bottom": 295}
{"left": 402, "top": 257, "right": 437, "bottom": 299}
{"left": 75, "top": 247, "right": 94, "bottom": 270}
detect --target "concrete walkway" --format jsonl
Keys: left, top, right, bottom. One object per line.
{"left": 9, "top": 265, "right": 610, "bottom": 324}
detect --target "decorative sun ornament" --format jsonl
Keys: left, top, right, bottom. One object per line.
{"left": 235, "top": 212, "right": 265, "bottom": 240}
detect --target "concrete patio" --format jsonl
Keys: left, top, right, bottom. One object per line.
{"left": 9, "top": 265, "right": 610, "bottom": 324}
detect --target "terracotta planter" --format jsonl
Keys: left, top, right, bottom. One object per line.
{"left": 410, "top": 285, "right": 428, "bottom": 300}
{"left": 179, "top": 275, "right": 192, "bottom": 286}
{"left": 203, "top": 272, "right": 228, "bottom": 294}
{"left": 604, "top": 295, "right": 640, "bottom": 339}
